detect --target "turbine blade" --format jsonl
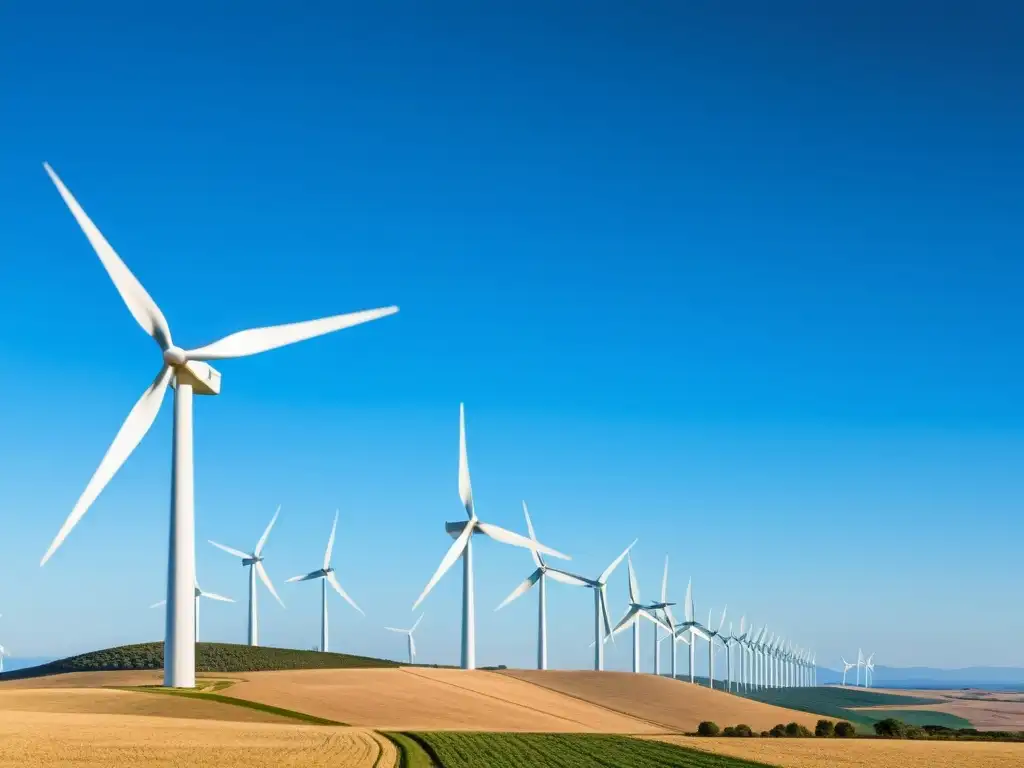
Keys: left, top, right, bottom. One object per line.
{"left": 326, "top": 571, "right": 363, "bottom": 615}
{"left": 475, "top": 522, "right": 570, "bottom": 560}
{"left": 208, "top": 540, "right": 249, "bottom": 559}
{"left": 660, "top": 555, "right": 669, "bottom": 604}
{"left": 626, "top": 554, "right": 639, "bottom": 603}
{"left": 522, "top": 501, "right": 542, "bottom": 568}
{"left": 545, "top": 569, "right": 590, "bottom": 587}
{"left": 410, "top": 613, "right": 424, "bottom": 633}
{"left": 323, "top": 510, "right": 339, "bottom": 569}
{"left": 202, "top": 591, "right": 234, "bottom": 603}
{"left": 254, "top": 505, "right": 281, "bottom": 556}
{"left": 684, "top": 578, "right": 693, "bottom": 623}
{"left": 41, "top": 365, "right": 172, "bottom": 566}
{"left": 719, "top": 605, "right": 727, "bottom": 632}
{"left": 149, "top": 600, "right": 166, "bottom": 609}
{"left": 495, "top": 569, "right": 542, "bottom": 610}
{"left": 383, "top": 626, "right": 405, "bottom": 633}
{"left": 255, "top": 561, "right": 285, "bottom": 608}
{"left": 610, "top": 606, "right": 641, "bottom": 637}
{"left": 599, "top": 538, "right": 637, "bottom": 583}
{"left": 286, "top": 569, "right": 324, "bottom": 583}
{"left": 185, "top": 306, "right": 398, "bottom": 361}
{"left": 458, "top": 403, "right": 474, "bottom": 517}
{"left": 599, "top": 586, "right": 615, "bottom": 646}
{"left": 663, "top": 603, "right": 677, "bottom": 630}
{"left": 640, "top": 608, "right": 671, "bottom": 633}
{"left": 43, "top": 164, "right": 172, "bottom": 350}
{"left": 412, "top": 521, "right": 473, "bottom": 610}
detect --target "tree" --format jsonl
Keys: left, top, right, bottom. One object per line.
{"left": 815, "top": 719, "right": 835, "bottom": 737}
{"left": 769, "top": 724, "right": 787, "bottom": 738}
{"left": 834, "top": 721, "right": 856, "bottom": 738}
{"left": 874, "top": 718, "right": 909, "bottom": 739}
{"left": 698, "top": 721, "right": 721, "bottom": 737}
{"left": 722, "top": 727, "right": 736, "bottom": 737}
{"left": 734, "top": 724, "right": 754, "bottom": 737}
{"left": 784, "top": 722, "right": 801, "bottom": 737}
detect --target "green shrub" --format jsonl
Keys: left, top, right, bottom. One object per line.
{"left": 815, "top": 719, "right": 834, "bottom": 737}
{"left": 769, "top": 724, "right": 787, "bottom": 738}
{"left": 834, "top": 721, "right": 856, "bottom": 738}
{"left": 697, "top": 721, "right": 721, "bottom": 737}
{"left": 759, "top": 730, "right": 769, "bottom": 737}
{"left": 784, "top": 722, "right": 801, "bottom": 737}
{"left": 874, "top": 718, "right": 909, "bottom": 739}
{"left": 722, "top": 726, "right": 736, "bottom": 737}
{"left": 733, "top": 724, "right": 754, "bottom": 737}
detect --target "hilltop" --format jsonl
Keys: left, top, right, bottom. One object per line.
{"left": 0, "top": 641, "right": 402, "bottom": 680}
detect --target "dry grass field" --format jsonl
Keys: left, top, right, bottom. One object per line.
{"left": 503, "top": 670, "right": 830, "bottom": 733}
{"left": 0, "top": 710, "right": 395, "bottom": 768}
{"left": 227, "top": 667, "right": 664, "bottom": 732}
{"left": 649, "top": 734, "right": 1024, "bottom": 768}
{"left": 855, "top": 687, "right": 1024, "bottom": 731}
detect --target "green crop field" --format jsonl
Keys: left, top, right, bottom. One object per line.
{"left": 0, "top": 641, "right": 401, "bottom": 680}
{"left": 736, "top": 687, "right": 971, "bottom": 731}
{"left": 409, "top": 733, "right": 772, "bottom": 768}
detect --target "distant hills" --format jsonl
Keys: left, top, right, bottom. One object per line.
{"left": 819, "top": 665, "right": 1024, "bottom": 690}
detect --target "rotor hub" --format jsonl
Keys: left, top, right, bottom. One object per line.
{"left": 163, "top": 346, "right": 188, "bottom": 366}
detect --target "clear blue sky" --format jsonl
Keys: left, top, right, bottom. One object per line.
{"left": 0, "top": 1, "right": 1021, "bottom": 671}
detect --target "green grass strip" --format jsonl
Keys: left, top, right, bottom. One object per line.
{"left": 114, "top": 685, "right": 345, "bottom": 725}
{"left": 385, "top": 732, "right": 437, "bottom": 767}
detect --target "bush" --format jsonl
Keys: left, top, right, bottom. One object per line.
{"left": 697, "top": 721, "right": 721, "bottom": 737}
{"left": 722, "top": 727, "right": 736, "bottom": 737}
{"left": 906, "top": 725, "right": 926, "bottom": 739}
{"left": 784, "top": 722, "right": 801, "bottom": 737}
{"left": 874, "top": 718, "right": 910, "bottom": 739}
{"left": 834, "top": 721, "right": 856, "bottom": 738}
{"left": 733, "top": 724, "right": 754, "bottom": 737}
{"left": 759, "top": 731, "right": 769, "bottom": 738}
{"left": 769, "top": 724, "right": 787, "bottom": 738}
{"left": 815, "top": 719, "right": 835, "bottom": 738}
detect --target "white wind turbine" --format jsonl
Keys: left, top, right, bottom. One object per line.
{"left": 208, "top": 505, "right": 285, "bottom": 646}
{"left": 384, "top": 615, "right": 424, "bottom": 665}
{"left": 841, "top": 656, "right": 855, "bottom": 686}
{"left": 673, "top": 578, "right": 710, "bottom": 684}
{"left": 653, "top": 557, "right": 688, "bottom": 680}
{"left": 856, "top": 647, "right": 864, "bottom": 687}
{"left": 584, "top": 540, "right": 636, "bottom": 671}
{"left": 495, "top": 502, "right": 587, "bottom": 670}
{"left": 865, "top": 652, "right": 875, "bottom": 688}
{"left": 720, "top": 617, "right": 745, "bottom": 692}
{"left": 287, "top": 511, "right": 363, "bottom": 652}
{"left": 704, "top": 606, "right": 727, "bottom": 689}
{"left": 38, "top": 164, "right": 398, "bottom": 688}
{"left": 151, "top": 581, "right": 234, "bottom": 642}
{"left": 412, "top": 404, "right": 568, "bottom": 670}
{"left": 0, "top": 644, "right": 6, "bottom": 673}
{"left": 609, "top": 554, "right": 672, "bottom": 673}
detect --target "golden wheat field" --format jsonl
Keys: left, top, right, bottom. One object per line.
{"left": 650, "top": 734, "right": 1024, "bottom": 768}
{"left": 502, "top": 669, "right": 829, "bottom": 733}
{"left": 0, "top": 709, "right": 396, "bottom": 768}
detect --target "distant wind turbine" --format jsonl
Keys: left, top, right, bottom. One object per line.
{"left": 673, "top": 578, "right": 710, "bottom": 684}
{"left": 412, "top": 404, "right": 569, "bottom": 670}
{"left": 704, "top": 606, "right": 727, "bottom": 689}
{"left": 208, "top": 505, "right": 285, "bottom": 646}
{"left": 37, "top": 163, "right": 397, "bottom": 688}
{"left": 495, "top": 502, "right": 586, "bottom": 670}
{"left": 582, "top": 540, "right": 636, "bottom": 671}
{"left": 287, "top": 511, "right": 363, "bottom": 653}
{"left": 151, "top": 581, "right": 234, "bottom": 642}
{"left": 864, "top": 652, "right": 875, "bottom": 688}
{"left": 856, "top": 648, "right": 864, "bottom": 687}
{"left": 841, "top": 656, "right": 855, "bottom": 686}
{"left": 609, "top": 554, "right": 672, "bottom": 673}
{"left": 384, "top": 615, "right": 424, "bottom": 665}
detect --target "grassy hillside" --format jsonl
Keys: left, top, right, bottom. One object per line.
{"left": 0, "top": 641, "right": 400, "bottom": 680}
{"left": 408, "top": 733, "right": 772, "bottom": 767}
{"left": 737, "top": 687, "right": 971, "bottom": 730}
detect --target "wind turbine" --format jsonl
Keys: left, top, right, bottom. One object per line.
{"left": 412, "top": 404, "right": 568, "bottom": 670}
{"left": 673, "top": 578, "right": 710, "bottom": 684}
{"left": 704, "top": 606, "right": 727, "bottom": 689}
{"left": 151, "top": 582, "right": 234, "bottom": 642}
{"left": 584, "top": 540, "right": 636, "bottom": 671}
{"left": 287, "top": 511, "right": 363, "bottom": 653}
{"left": 856, "top": 648, "right": 864, "bottom": 687}
{"left": 208, "top": 505, "right": 285, "bottom": 646}
{"left": 720, "top": 617, "right": 744, "bottom": 692}
{"left": 384, "top": 615, "right": 424, "bottom": 665}
{"left": 646, "top": 555, "right": 677, "bottom": 677}
{"left": 865, "top": 652, "right": 875, "bottom": 688}
{"left": 841, "top": 656, "right": 855, "bottom": 685}
{"left": 495, "top": 502, "right": 587, "bottom": 670}
{"left": 609, "top": 554, "right": 672, "bottom": 673}
{"left": 0, "top": 644, "right": 6, "bottom": 673}
{"left": 38, "top": 164, "right": 398, "bottom": 688}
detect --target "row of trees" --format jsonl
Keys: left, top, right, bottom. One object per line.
{"left": 696, "top": 719, "right": 856, "bottom": 738}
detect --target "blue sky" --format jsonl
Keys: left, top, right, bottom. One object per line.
{"left": 0, "top": 1, "right": 1021, "bottom": 671}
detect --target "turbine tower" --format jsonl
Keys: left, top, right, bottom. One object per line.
{"left": 287, "top": 511, "right": 363, "bottom": 653}
{"left": 38, "top": 164, "right": 398, "bottom": 688}
{"left": 856, "top": 648, "right": 864, "bottom": 687}
{"left": 384, "top": 615, "right": 424, "bottom": 664}
{"left": 609, "top": 554, "right": 671, "bottom": 673}
{"left": 208, "top": 505, "right": 285, "bottom": 646}
{"left": 151, "top": 581, "right": 234, "bottom": 642}
{"left": 645, "top": 555, "right": 677, "bottom": 677}
{"left": 672, "top": 578, "right": 710, "bottom": 684}
{"left": 412, "top": 404, "right": 568, "bottom": 670}
{"left": 704, "top": 606, "right": 726, "bottom": 689}
{"left": 495, "top": 502, "right": 586, "bottom": 670}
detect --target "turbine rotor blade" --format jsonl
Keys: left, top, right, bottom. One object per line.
{"left": 610, "top": 606, "right": 641, "bottom": 637}
{"left": 496, "top": 569, "right": 542, "bottom": 610}
{"left": 660, "top": 555, "right": 669, "bottom": 604}
{"left": 149, "top": 600, "right": 166, "bottom": 609}
{"left": 41, "top": 365, "right": 172, "bottom": 566}
{"left": 43, "top": 163, "right": 172, "bottom": 350}
{"left": 201, "top": 591, "right": 234, "bottom": 603}
{"left": 326, "top": 571, "right": 363, "bottom": 615}
{"left": 684, "top": 578, "right": 693, "bottom": 623}
{"left": 458, "top": 403, "right": 474, "bottom": 517}
{"left": 286, "top": 570, "right": 324, "bottom": 583}
{"left": 255, "top": 561, "right": 285, "bottom": 608}
{"left": 410, "top": 613, "right": 424, "bottom": 633}
{"left": 383, "top": 626, "right": 405, "bottom": 633}
{"left": 412, "top": 521, "right": 473, "bottom": 610}
{"left": 545, "top": 569, "right": 590, "bottom": 587}
{"left": 184, "top": 306, "right": 398, "bottom": 361}
{"left": 209, "top": 540, "right": 249, "bottom": 559}
{"left": 522, "top": 501, "right": 542, "bottom": 568}
{"left": 474, "top": 522, "right": 569, "bottom": 560}
{"left": 599, "top": 538, "right": 637, "bottom": 583}
{"left": 254, "top": 505, "right": 281, "bottom": 556}
{"left": 599, "top": 586, "right": 614, "bottom": 646}
{"left": 324, "top": 510, "right": 339, "bottom": 569}
{"left": 626, "top": 555, "right": 639, "bottom": 603}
